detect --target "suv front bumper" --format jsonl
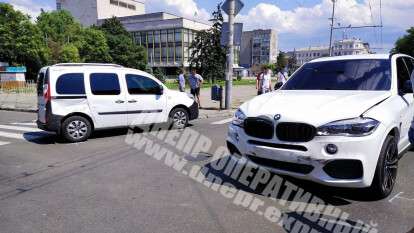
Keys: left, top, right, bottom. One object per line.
{"left": 227, "top": 123, "right": 388, "bottom": 188}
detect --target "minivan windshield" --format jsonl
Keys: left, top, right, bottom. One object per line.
{"left": 282, "top": 59, "right": 391, "bottom": 91}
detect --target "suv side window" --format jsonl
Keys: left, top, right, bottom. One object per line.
{"left": 396, "top": 57, "right": 411, "bottom": 91}
{"left": 403, "top": 57, "right": 414, "bottom": 78}
{"left": 56, "top": 73, "right": 85, "bottom": 94}
{"left": 90, "top": 73, "right": 120, "bottom": 95}
{"left": 126, "top": 74, "right": 161, "bottom": 95}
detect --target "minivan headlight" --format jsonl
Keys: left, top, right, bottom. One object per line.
{"left": 317, "top": 117, "right": 380, "bottom": 137}
{"left": 232, "top": 109, "right": 246, "bottom": 127}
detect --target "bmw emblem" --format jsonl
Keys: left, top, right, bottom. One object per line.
{"left": 274, "top": 114, "right": 281, "bottom": 121}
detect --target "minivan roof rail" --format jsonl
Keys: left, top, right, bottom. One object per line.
{"left": 53, "top": 63, "right": 124, "bottom": 68}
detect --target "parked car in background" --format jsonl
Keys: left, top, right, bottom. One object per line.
{"left": 37, "top": 63, "right": 198, "bottom": 142}
{"left": 227, "top": 54, "right": 414, "bottom": 198}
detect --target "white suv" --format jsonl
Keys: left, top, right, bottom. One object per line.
{"left": 37, "top": 64, "right": 198, "bottom": 142}
{"left": 227, "top": 54, "right": 414, "bottom": 198}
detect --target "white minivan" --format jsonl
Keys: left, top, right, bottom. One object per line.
{"left": 227, "top": 54, "right": 414, "bottom": 198}
{"left": 37, "top": 63, "right": 198, "bottom": 142}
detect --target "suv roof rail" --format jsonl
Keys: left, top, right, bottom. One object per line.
{"left": 53, "top": 63, "right": 124, "bottom": 68}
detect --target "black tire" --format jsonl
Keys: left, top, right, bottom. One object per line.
{"left": 169, "top": 108, "right": 189, "bottom": 129}
{"left": 61, "top": 116, "right": 92, "bottom": 143}
{"left": 369, "top": 135, "right": 399, "bottom": 199}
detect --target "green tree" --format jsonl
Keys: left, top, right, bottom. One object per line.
{"left": 79, "top": 28, "right": 112, "bottom": 63}
{"left": 98, "top": 17, "right": 147, "bottom": 70}
{"left": 0, "top": 3, "right": 49, "bottom": 79}
{"left": 189, "top": 4, "right": 226, "bottom": 83}
{"left": 60, "top": 44, "right": 81, "bottom": 63}
{"left": 393, "top": 27, "right": 414, "bottom": 57}
{"left": 275, "top": 51, "right": 288, "bottom": 72}
{"left": 287, "top": 54, "right": 299, "bottom": 74}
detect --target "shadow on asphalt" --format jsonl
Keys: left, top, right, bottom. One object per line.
{"left": 201, "top": 156, "right": 382, "bottom": 205}
{"left": 26, "top": 123, "right": 196, "bottom": 144}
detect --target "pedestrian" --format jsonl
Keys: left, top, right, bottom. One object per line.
{"left": 260, "top": 68, "right": 272, "bottom": 94}
{"left": 256, "top": 68, "right": 264, "bottom": 95}
{"left": 189, "top": 69, "right": 203, "bottom": 108}
{"left": 177, "top": 69, "right": 185, "bottom": 92}
{"left": 274, "top": 70, "right": 288, "bottom": 90}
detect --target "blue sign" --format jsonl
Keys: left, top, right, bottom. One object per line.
{"left": 222, "top": 0, "right": 244, "bottom": 16}
{"left": 221, "top": 22, "right": 243, "bottom": 46}
{"left": 5, "top": 66, "right": 26, "bottom": 73}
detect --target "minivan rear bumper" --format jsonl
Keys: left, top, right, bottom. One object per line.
{"left": 37, "top": 114, "right": 62, "bottom": 133}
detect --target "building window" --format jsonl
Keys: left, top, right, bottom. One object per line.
{"left": 56, "top": 2, "right": 62, "bottom": 10}
{"left": 175, "top": 29, "right": 182, "bottom": 42}
{"left": 127, "top": 4, "right": 136, "bottom": 10}
{"left": 110, "top": 0, "right": 136, "bottom": 10}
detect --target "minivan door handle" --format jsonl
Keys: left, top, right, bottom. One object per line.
{"left": 115, "top": 100, "right": 125, "bottom": 104}
{"left": 128, "top": 99, "right": 137, "bottom": 103}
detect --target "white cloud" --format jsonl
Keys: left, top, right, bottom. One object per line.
{"left": 7, "top": 0, "right": 53, "bottom": 19}
{"left": 144, "top": 0, "right": 210, "bottom": 22}
{"left": 238, "top": 0, "right": 414, "bottom": 35}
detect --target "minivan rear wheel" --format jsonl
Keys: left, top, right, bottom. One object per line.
{"left": 369, "top": 135, "right": 399, "bottom": 199}
{"left": 61, "top": 116, "right": 92, "bottom": 143}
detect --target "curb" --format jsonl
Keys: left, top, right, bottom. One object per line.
{"left": 0, "top": 107, "right": 37, "bottom": 113}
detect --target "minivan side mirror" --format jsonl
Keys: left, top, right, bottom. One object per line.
{"left": 400, "top": 80, "right": 413, "bottom": 95}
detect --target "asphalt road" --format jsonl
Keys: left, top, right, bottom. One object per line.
{"left": 0, "top": 110, "right": 414, "bottom": 233}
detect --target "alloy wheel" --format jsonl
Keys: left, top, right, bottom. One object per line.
{"left": 382, "top": 140, "right": 398, "bottom": 192}
{"left": 173, "top": 111, "right": 187, "bottom": 128}
{"left": 67, "top": 120, "right": 88, "bottom": 140}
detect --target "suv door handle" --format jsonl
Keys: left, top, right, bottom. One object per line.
{"left": 115, "top": 100, "right": 125, "bottom": 104}
{"left": 128, "top": 99, "right": 137, "bottom": 103}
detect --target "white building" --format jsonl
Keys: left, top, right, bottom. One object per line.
{"left": 98, "top": 12, "right": 211, "bottom": 74}
{"left": 293, "top": 38, "right": 371, "bottom": 66}
{"left": 56, "top": 0, "right": 146, "bottom": 26}
{"left": 240, "top": 29, "right": 279, "bottom": 69}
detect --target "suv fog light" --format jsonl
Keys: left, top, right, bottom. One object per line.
{"left": 325, "top": 144, "right": 338, "bottom": 154}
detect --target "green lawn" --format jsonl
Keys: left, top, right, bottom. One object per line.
{"left": 165, "top": 79, "right": 256, "bottom": 90}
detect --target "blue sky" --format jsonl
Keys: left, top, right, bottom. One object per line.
{"left": 4, "top": 0, "right": 414, "bottom": 52}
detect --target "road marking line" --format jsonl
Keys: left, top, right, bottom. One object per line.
{"left": 0, "top": 125, "right": 42, "bottom": 132}
{"left": 211, "top": 118, "right": 233, "bottom": 125}
{"left": 11, "top": 122, "right": 37, "bottom": 126}
{"left": 0, "top": 141, "right": 10, "bottom": 146}
{"left": 0, "top": 131, "right": 53, "bottom": 141}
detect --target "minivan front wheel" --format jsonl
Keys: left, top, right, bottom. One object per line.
{"left": 370, "top": 135, "right": 399, "bottom": 199}
{"left": 61, "top": 116, "right": 92, "bottom": 143}
{"left": 169, "top": 108, "right": 189, "bottom": 129}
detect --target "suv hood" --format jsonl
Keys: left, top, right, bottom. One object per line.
{"left": 240, "top": 90, "right": 391, "bottom": 126}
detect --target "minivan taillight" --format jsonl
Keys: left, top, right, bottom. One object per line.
{"left": 43, "top": 83, "right": 51, "bottom": 103}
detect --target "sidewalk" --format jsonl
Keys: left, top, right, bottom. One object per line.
{"left": 0, "top": 85, "right": 257, "bottom": 118}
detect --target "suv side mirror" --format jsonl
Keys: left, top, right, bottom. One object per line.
{"left": 157, "top": 85, "right": 164, "bottom": 95}
{"left": 400, "top": 80, "right": 413, "bottom": 95}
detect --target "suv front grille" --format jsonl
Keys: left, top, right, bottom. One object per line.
{"left": 244, "top": 118, "right": 274, "bottom": 139}
{"left": 276, "top": 122, "right": 316, "bottom": 142}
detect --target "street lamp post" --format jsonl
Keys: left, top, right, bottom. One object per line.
{"left": 225, "top": 0, "right": 235, "bottom": 110}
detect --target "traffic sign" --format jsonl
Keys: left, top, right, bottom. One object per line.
{"left": 222, "top": 0, "right": 244, "bottom": 16}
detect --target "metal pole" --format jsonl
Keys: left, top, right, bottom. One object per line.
{"left": 328, "top": 0, "right": 336, "bottom": 56}
{"left": 225, "top": 0, "right": 235, "bottom": 110}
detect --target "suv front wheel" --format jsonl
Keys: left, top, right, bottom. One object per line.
{"left": 370, "top": 135, "right": 399, "bottom": 199}
{"left": 61, "top": 116, "right": 92, "bottom": 143}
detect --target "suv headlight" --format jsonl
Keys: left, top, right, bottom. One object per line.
{"left": 232, "top": 109, "right": 246, "bottom": 127}
{"left": 317, "top": 117, "right": 380, "bottom": 137}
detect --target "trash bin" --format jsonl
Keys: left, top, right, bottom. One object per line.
{"left": 211, "top": 85, "right": 221, "bottom": 101}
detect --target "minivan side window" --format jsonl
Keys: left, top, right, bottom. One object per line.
{"left": 126, "top": 74, "right": 161, "bottom": 95}
{"left": 90, "top": 73, "right": 120, "bottom": 95}
{"left": 396, "top": 57, "right": 411, "bottom": 91}
{"left": 56, "top": 73, "right": 85, "bottom": 95}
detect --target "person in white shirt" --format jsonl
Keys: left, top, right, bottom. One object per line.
{"left": 177, "top": 69, "right": 185, "bottom": 92}
{"left": 260, "top": 68, "right": 272, "bottom": 94}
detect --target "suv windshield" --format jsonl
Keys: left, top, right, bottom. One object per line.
{"left": 282, "top": 59, "right": 391, "bottom": 91}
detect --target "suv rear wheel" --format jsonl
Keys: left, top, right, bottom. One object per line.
{"left": 369, "top": 135, "right": 399, "bottom": 199}
{"left": 61, "top": 116, "right": 92, "bottom": 143}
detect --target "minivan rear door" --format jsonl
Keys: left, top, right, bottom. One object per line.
{"left": 85, "top": 71, "right": 128, "bottom": 128}
{"left": 37, "top": 68, "right": 48, "bottom": 123}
